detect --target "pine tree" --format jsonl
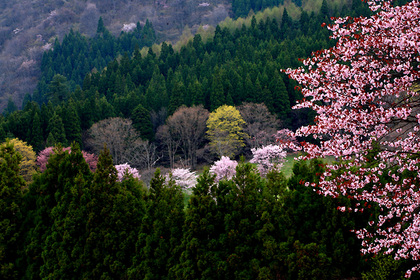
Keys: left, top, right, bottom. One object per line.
{"left": 62, "top": 101, "right": 82, "bottom": 146}
{"left": 82, "top": 146, "right": 145, "bottom": 279}
{"left": 129, "top": 169, "right": 185, "bottom": 280}
{"left": 38, "top": 144, "right": 92, "bottom": 280}
{"left": 131, "top": 104, "right": 153, "bottom": 141}
{"left": 173, "top": 169, "right": 222, "bottom": 280}
{"left": 0, "top": 140, "right": 25, "bottom": 279}
{"left": 30, "top": 112, "right": 44, "bottom": 152}
{"left": 47, "top": 112, "right": 67, "bottom": 146}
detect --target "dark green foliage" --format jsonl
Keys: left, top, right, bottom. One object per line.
{"left": 46, "top": 74, "right": 69, "bottom": 105}
{"left": 21, "top": 145, "right": 145, "bottom": 280}
{"left": 174, "top": 163, "right": 289, "bottom": 280}
{"left": 21, "top": 145, "right": 90, "bottom": 280}
{"left": 29, "top": 112, "right": 43, "bottom": 152}
{"left": 61, "top": 101, "right": 82, "bottom": 147}
{"left": 81, "top": 147, "right": 145, "bottom": 279}
{"left": 46, "top": 112, "right": 66, "bottom": 146}
{"left": 279, "top": 159, "right": 364, "bottom": 279}
{"left": 129, "top": 169, "right": 185, "bottom": 280}
{"left": 3, "top": 98, "right": 17, "bottom": 116}
{"left": 0, "top": 140, "right": 25, "bottom": 279}
{"left": 131, "top": 104, "right": 153, "bottom": 141}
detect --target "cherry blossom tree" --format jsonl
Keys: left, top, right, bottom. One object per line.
{"left": 114, "top": 163, "right": 141, "bottom": 182}
{"left": 275, "top": 128, "right": 298, "bottom": 152}
{"left": 209, "top": 156, "right": 238, "bottom": 182}
{"left": 37, "top": 146, "right": 98, "bottom": 172}
{"left": 250, "top": 145, "right": 286, "bottom": 177}
{"left": 166, "top": 168, "right": 198, "bottom": 190}
{"left": 284, "top": 0, "right": 420, "bottom": 277}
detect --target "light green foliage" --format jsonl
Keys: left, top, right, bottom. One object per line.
{"left": 206, "top": 105, "right": 247, "bottom": 158}
{"left": 362, "top": 254, "right": 405, "bottom": 280}
{"left": 3, "top": 138, "right": 37, "bottom": 185}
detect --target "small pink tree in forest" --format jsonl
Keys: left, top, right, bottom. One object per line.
{"left": 284, "top": 0, "right": 420, "bottom": 277}
{"left": 167, "top": 168, "right": 198, "bottom": 190}
{"left": 37, "top": 147, "right": 98, "bottom": 172}
{"left": 114, "top": 163, "right": 141, "bottom": 182}
{"left": 250, "top": 145, "right": 286, "bottom": 176}
{"left": 209, "top": 156, "right": 238, "bottom": 182}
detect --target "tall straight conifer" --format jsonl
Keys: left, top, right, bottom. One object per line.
{"left": 0, "top": 140, "right": 25, "bottom": 279}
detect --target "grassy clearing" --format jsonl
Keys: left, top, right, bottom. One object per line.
{"left": 281, "top": 154, "right": 336, "bottom": 178}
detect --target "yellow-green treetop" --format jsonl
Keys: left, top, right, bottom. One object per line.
{"left": 206, "top": 105, "right": 247, "bottom": 158}
{"left": 3, "top": 138, "right": 37, "bottom": 185}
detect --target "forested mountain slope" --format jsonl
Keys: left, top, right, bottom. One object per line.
{"left": 0, "top": 0, "right": 232, "bottom": 111}
{"left": 0, "top": 0, "right": 364, "bottom": 112}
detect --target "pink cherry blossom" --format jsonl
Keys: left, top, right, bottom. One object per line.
{"left": 250, "top": 144, "right": 286, "bottom": 176}
{"left": 209, "top": 156, "right": 238, "bottom": 182}
{"left": 285, "top": 0, "right": 420, "bottom": 277}
{"left": 114, "top": 163, "right": 141, "bottom": 182}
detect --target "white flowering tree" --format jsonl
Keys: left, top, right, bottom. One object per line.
{"left": 167, "top": 168, "right": 198, "bottom": 190}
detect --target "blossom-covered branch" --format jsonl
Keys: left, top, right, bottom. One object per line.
{"left": 285, "top": 0, "right": 420, "bottom": 277}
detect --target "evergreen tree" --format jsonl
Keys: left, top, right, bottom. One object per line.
{"left": 0, "top": 140, "right": 25, "bottom": 280}
{"left": 62, "top": 101, "right": 82, "bottom": 146}
{"left": 97, "top": 17, "right": 106, "bottom": 34}
{"left": 38, "top": 144, "right": 92, "bottom": 280}
{"left": 129, "top": 169, "right": 185, "bottom": 280}
{"left": 46, "top": 74, "right": 69, "bottom": 105}
{"left": 46, "top": 112, "right": 66, "bottom": 146}
{"left": 173, "top": 169, "right": 222, "bottom": 280}
{"left": 131, "top": 104, "right": 153, "bottom": 141}
{"left": 82, "top": 146, "right": 144, "bottom": 279}
{"left": 30, "top": 112, "right": 44, "bottom": 152}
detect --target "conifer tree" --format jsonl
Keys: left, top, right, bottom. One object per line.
{"left": 173, "top": 169, "right": 222, "bottom": 280}
{"left": 38, "top": 144, "right": 92, "bottom": 280}
{"left": 129, "top": 169, "right": 185, "bottom": 280}
{"left": 0, "top": 140, "right": 25, "bottom": 280}
{"left": 47, "top": 112, "right": 66, "bottom": 146}
{"left": 82, "top": 146, "right": 144, "bottom": 279}
{"left": 62, "top": 101, "right": 82, "bottom": 146}
{"left": 30, "top": 112, "right": 44, "bottom": 152}
{"left": 131, "top": 104, "right": 153, "bottom": 141}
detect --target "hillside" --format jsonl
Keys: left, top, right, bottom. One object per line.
{"left": 0, "top": 0, "right": 232, "bottom": 111}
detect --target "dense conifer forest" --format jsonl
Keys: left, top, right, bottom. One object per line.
{"left": 2, "top": 0, "right": 419, "bottom": 279}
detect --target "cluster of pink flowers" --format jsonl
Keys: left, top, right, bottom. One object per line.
{"left": 285, "top": 0, "right": 420, "bottom": 277}
{"left": 37, "top": 147, "right": 98, "bottom": 172}
{"left": 250, "top": 145, "right": 286, "bottom": 176}
{"left": 114, "top": 163, "right": 141, "bottom": 182}
{"left": 209, "top": 156, "right": 238, "bottom": 182}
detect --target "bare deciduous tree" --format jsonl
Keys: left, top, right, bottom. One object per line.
{"left": 166, "top": 105, "right": 209, "bottom": 169}
{"left": 86, "top": 117, "right": 158, "bottom": 169}
{"left": 156, "top": 124, "right": 181, "bottom": 169}
{"left": 238, "top": 103, "right": 280, "bottom": 149}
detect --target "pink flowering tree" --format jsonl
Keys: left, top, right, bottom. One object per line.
{"left": 114, "top": 163, "right": 141, "bottom": 182}
{"left": 250, "top": 145, "right": 287, "bottom": 176}
{"left": 275, "top": 128, "right": 298, "bottom": 152}
{"left": 166, "top": 168, "right": 198, "bottom": 190}
{"left": 209, "top": 156, "right": 238, "bottom": 182}
{"left": 284, "top": 0, "right": 420, "bottom": 277}
{"left": 37, "top": 146, "right": 98, "bottom": 172}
